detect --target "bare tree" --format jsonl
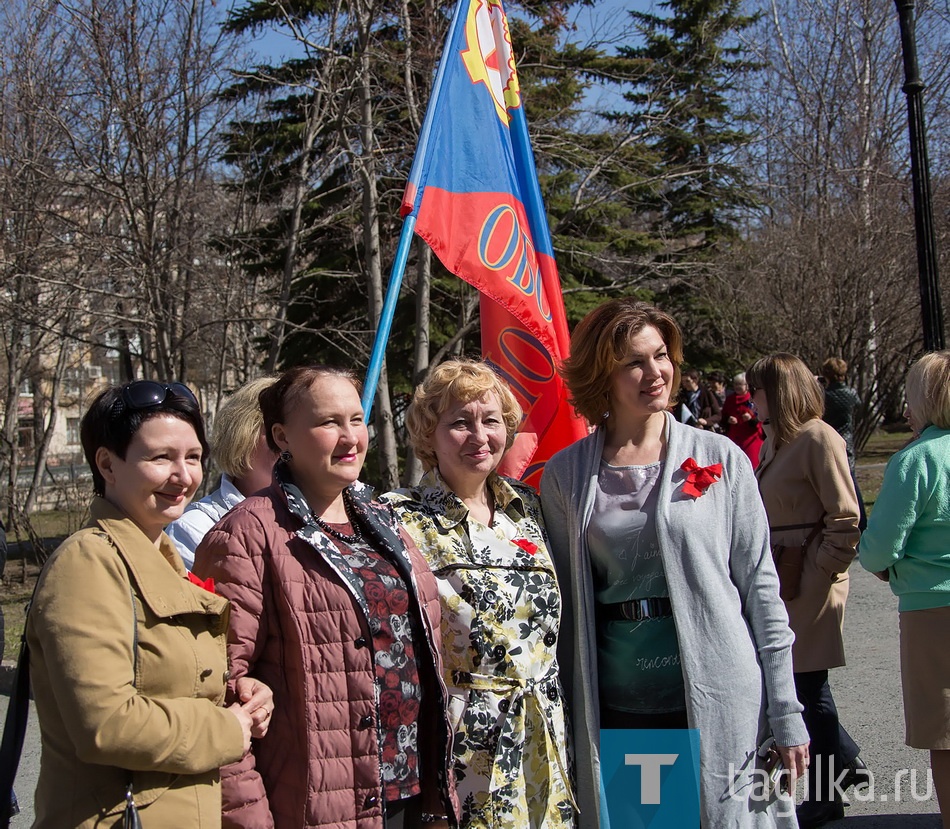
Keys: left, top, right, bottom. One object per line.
{"left": 718, "top": 0, "right": 950, "bottom": 444}
{"left": 0, "top": 0, "right": 90, "bottom": 541}
{"left": 57, "top": 0, "right": 263, "bottom": 388}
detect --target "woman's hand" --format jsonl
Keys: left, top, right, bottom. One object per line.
{"left": 235, "top": 676, "right": 275, "bottom": 739}
{"left": 777, "top": 742, "right": 810, "bottom": 792}
{"left": 227, "top": 703, "right": 254, "bottom": 753}
{"left": 728, "top": 415, "right": 738, "bottom": 425}
{"left": 874, "top": 569, "right": 890, "bottom": 582}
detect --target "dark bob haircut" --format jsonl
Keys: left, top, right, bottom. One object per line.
{"left": 81, "top": 382, "right": 209, "bottom": 497}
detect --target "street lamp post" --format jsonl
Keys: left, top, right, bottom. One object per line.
{"left": 895, "top": 0, "right": 945, "bottom": 351}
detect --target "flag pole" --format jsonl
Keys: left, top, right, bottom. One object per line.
{"left": 361, "top": 0, "right": 467, "bottom": 419}
{"left": 362, "top": 214, "right": 416, "bottom": 419}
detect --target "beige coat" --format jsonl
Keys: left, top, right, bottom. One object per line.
{"left": 27, "top": 497, "right": 245, "bottom": 828}
{"left": 755, "top": 418, "right": 860, "bottom": 672}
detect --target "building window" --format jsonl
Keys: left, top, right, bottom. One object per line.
{"left": 67, "top": 417, "right": 81, "bottom": 446}
{"left": 18, "top": 418, "right": 34, "bottom": 451}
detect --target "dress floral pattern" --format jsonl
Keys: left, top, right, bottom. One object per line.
{"left": 332, "top": 534, "right": 424, "bottom": 801}
{"left": 382, "top": 470, "right": 575, "bottom": 828}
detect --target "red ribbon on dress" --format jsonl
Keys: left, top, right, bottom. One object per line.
{"left": 513, "top": 538, "right": 539, "bottom": 555}
{"left": 680, "top": 457, "right": 723, "bottom": 498}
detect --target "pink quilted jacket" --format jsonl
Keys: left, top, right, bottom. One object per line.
{"left": 193, "top": 481, "right": 459, "bottom": 829}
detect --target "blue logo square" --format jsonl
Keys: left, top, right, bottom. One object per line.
{"left": 599, "top": 728, "right": 701, "bottom": 829}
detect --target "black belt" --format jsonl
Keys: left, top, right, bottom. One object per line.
{"left": 599, "top": 597, "right": 673, "bottom": 622}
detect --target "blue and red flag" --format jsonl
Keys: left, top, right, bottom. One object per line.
{"left": 401, "top": 0, "right": 587, "bottom": 487}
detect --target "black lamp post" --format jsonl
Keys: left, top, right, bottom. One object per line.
{"left": 895, "top": 0, "right": 945, "bottom": 351}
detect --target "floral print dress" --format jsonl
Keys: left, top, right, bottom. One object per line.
{"left": 382, "top": 470, "right": 575, "bottom": 828}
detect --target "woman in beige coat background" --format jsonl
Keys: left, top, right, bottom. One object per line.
{"left": 748, "top": 354, "right": 866, "bottom": 829}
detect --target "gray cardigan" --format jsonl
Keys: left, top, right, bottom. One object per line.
{"left": 540, "top": 413, "right": 807, "bottom": 828}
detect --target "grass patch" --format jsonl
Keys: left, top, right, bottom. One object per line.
{"left": 8, "top": 508, "right": 86, "bottom": 544}
{"left": 855, "top": 429, "right": 911, "bottom": 511}
{"left": 858, "top": 429, "right": 913, "bottom": 463}
{"left": 855, "top": 465, "right": 885, "bottom": 512}
{"left": 1, "top": 578, "right": 36, "bottom": 659}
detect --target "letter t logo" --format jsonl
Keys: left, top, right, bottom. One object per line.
{"left": 624, "top": 754, "right": 679, "bottom": 804}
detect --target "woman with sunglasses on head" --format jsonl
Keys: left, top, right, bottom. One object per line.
{"left": 192, "top": 366, "right": 459, "bottom": 829}
{"left": 540, "top": 299, "right": 808, "bottom": 828}
{"left": 26, "top": 381, "right": 274, "bottom": 828}
{"left": 748, "top": 354, "right": 866, "bottom": 829}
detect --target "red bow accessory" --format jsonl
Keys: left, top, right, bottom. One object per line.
{"left": 680, "top": 458, "right": 723, "bottom": 498}
{"left": 186, "top": 571, "right": 216, "bottom": 594}
{"left": 513, "top": 538, "right": 539, "bottom": 555}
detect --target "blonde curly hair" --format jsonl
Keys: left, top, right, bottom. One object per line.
{"left": 406, "top": 359, "right": 522, "bottom": 471}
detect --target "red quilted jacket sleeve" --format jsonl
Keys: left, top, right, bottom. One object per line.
{"left": 194, "top": 509, "right": 275, "bottom": 829}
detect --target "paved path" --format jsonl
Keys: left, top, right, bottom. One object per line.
{"left": 0, "top": 563, "right": 942, "bottom": 827}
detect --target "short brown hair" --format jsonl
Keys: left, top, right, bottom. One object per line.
{"left": 905, "top": 351, "right": 950, "bottom": 430}
{"left": 821, "top": 358, "right": 848, "bottom": 384}
{"left": 211, "top": 377, "right": 277, "bottom": 478}
{"left": 259, "top": 366, "right": 361, "bottom": 452}
{"left": 560, "top": 299, "right": 683, "bottom": 424}
{"left": 406, "top": 359, "right": 522, "bottom": 471}
{"left": 747, "top": 353, "right": 824, "bottom": 445}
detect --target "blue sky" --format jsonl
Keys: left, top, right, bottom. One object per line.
{"left": 569, "top": 0, "right": 654, "bottom": 51}
{"left": 250, "top": 0, "right": 656, "bottom": 62}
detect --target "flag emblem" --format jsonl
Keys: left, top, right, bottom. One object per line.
{"left": 461, "top": 0, "right": 521, "bottom": 124}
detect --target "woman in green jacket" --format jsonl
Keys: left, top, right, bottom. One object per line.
{"left": 26, "top": 382, "right": 273, "bottom": 828}
{"left": 860, "top": 351, "right": 950, "bottom": 829}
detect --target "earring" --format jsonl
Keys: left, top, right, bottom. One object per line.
{"left": 279, "top": 449, "right": 292, "bottom": 463}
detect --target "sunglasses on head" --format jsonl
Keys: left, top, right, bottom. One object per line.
{"left": 120, "top": 380, "right": 198, "bottom": 412}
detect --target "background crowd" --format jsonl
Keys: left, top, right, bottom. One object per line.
{"left": 6, "top": 300, "right": 948, "bottom": 829}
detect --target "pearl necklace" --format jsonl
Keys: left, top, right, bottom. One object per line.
{"left": 312, "top": 495, "right": 362, "bottom": 544}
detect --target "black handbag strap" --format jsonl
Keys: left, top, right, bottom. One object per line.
{"left": 0, "top": 584, "right": 38, "bottom": 827}
{"left": 0, "top": 576, "right": 139, "bottom": 828}
{"left": 800, "top": 517, "right": 825, "bottom": 549}
{"left": 771, "top": 514, "right": 826, "bottom": 548}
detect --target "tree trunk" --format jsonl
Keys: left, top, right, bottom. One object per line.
{"left": 24, "top": 340, "right": 69, "bottom": 514}
{"left": 405, "top": 242, "right": 431, "bottom": 485}
{"left": 355, "top": 0, "right": 399, "bottom": 491}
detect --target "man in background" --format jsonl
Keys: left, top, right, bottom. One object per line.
{"left": 676, "top": 368, "right": 722, "bottom": 430}
{"left": 821, "top": 357, "right": 866, "bottom": 531}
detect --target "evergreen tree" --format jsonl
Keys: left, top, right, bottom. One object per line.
{"left": 616, "top": 0, "right": 761, "bottom": 259}
{"left": 501, "top": 8, "right": 665, "bottom": 327}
